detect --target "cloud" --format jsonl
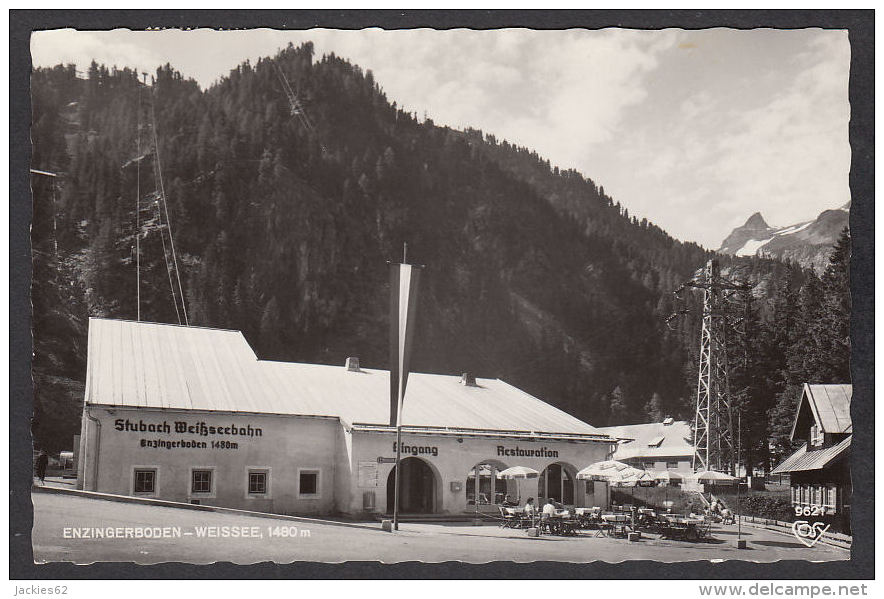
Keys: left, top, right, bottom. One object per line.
{"left": 29, "top": 28, "right": 849, "bottom": 248}
{"left": 586, "top": 29, "right": 849, "bottom": 246}
{"left": 31, "top": 29, "right": 165, "bottom": 74}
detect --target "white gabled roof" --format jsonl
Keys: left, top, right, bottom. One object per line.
{"left": 85, "top": 318, "right": 265, "bottom": 413}
{"left": 596, "top": 420, "right": 694, "bottom": 460}
{"left": 85, "top": 318, "right": 610, "bottom": 440}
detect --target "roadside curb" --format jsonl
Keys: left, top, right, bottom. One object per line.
{"left": 32, "top": 484, "right": 381, "bottom": 532}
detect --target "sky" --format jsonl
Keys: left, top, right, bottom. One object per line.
{"left": 30, "top": 27, "right": 851, "bottom": 248}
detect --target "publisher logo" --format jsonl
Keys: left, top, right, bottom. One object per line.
{"left": 791, "top": 520, "right": 830, "bottom": 547}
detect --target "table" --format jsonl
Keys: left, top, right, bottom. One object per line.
{"left": 599, "top": 513, "right": 632, "bottom": 537}
{"left": 636, "top": 508, "right": 657, "bottom": 529}
{"left": 503, "top": 507, "right": 534, "bottom": 529}
{"left": 574, "top": 507, "right": 601, "bottom": 528}
{"left": 659, "top": 515, "right": 707, "bottom": 540}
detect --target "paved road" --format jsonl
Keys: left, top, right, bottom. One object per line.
{"left": 32, "top": 492, "right": 849, "bottom": 564}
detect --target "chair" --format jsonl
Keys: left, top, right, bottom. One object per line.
{"left": 560, "top": 517, "right": 579, "bottom": 536}
{"left": 518, "top": 511, "right": 534, "bottom": 529}
{"left": 697, "top": 517, "right": 714, "bottom": 539}
{"left": 538, "top": 513, "right": 554, "bottom": 535}
{"left": 498, "top": 506, "right": 520, "bottom": 528}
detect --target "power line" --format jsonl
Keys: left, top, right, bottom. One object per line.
{"left": 274, "top": 63, "right": 328, "bottom": 156}
{"left": 122, "top": 75, "right": 189, "bottom": 325}
{"left": 149, "top": 86, "right": 189, "bottom": 326}
{"left": 135, "top": 73, "right": 144, "bottom": 321}
{"left": 154, "top": 200, "right": 181, "bottom": 325}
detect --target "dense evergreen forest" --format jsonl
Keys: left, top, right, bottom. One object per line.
{"left": 30, "top": 43, "right": 850, "bottom": 471}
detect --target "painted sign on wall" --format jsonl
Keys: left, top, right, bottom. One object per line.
{"left": 113, "top": 418, "right": 264, "bottom": 451}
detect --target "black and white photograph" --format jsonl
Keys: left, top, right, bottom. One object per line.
{"left": 11, "top": 10, "right": 874, "bottom": 584}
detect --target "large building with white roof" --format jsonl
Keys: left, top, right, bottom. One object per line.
{"left": 77, "top": 318, "right": 616, "bottom": 517}
{"left": 597, "top": 418, "right": 695, "bottom": 474}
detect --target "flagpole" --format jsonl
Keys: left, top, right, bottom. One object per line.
{"left": 393, "top": 412, "right": 403, "bottom": 531}
{"left": 393, "top": 371, "right": 405, "bottom": 531}
{"left": 392, "top": 243, "right": 407, "bottom": 532}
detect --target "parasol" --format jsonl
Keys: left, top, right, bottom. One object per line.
{"left": 692, "top": 470, "right": 738, "bottom": 485}
{"left": 498, "top": 466, "right": 540, "bottom": 503}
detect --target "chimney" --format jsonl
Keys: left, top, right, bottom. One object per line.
{"left": 460, "top": 372, "right": 477, "bottom": 387}
{"left": 345, "top": 357, "right": 360, "bottom": 372}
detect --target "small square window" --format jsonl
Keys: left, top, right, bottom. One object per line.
{"left": 249, "top": 471, "right": 267, "bottom": 495}
{"left": 192, "top": 470, "right": 212, "bottom": 494}
{"left": 134, "top": 469, "right": 156, "bottom": 494}
{"left": 299, "top": 471, "right": 319, "bottom": 496}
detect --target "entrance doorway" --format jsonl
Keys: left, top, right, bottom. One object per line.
{"left": 386, "top": 457, "right": 437, "bottom": 513}
{"left": 538, "top": 463, "right": 575, "bottom": 504}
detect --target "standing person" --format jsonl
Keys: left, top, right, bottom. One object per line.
{"left": 35, "top": 450, "right": 49, "bottom": 485}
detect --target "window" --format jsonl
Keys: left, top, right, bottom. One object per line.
{"left": 192, "top": 470, "right": 213, "bottom": 494}
{"left": 666, "top": 460, "right": 679, "bottom": 469}
{"left": 134, "top": 469, "right": 156, "bottom": 494}
{"left": 299, "top": 469, "right": 320, "bottom": 498}
{"left": 810, "top": 424, "right": 823, "bottom": 447}
{"left": 249, "top": 471, "right": 267, "bottom": 495}
{"left": 643, "top": 462, "right": 656, "bottom": 471}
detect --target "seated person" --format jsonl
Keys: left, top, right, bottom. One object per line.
{"left": 541, "top": 498, "right": 559, "bottom": 533}
{"left": 501, "top": 494, "right": 517, "bottom": 507}
{"left": 523, "top": 497, "right": 536, "bottom": 516}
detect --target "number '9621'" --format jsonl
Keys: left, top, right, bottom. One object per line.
{"left": 795, "top": 505, "right": 825, "bottom": 516}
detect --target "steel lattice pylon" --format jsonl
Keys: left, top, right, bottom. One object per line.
{"left": 667, "top": 258, "right": 751, "bottom": 475}
{"left": 692, "top": 259, "right": 735, "bottom": 474}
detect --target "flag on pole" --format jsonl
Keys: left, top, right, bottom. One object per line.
{"left": 389, "top": 262, "right": 421, "bottom": 426}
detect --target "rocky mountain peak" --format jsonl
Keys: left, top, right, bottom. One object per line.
{"left": 719, "top": 204, "right": 849, "bottom": 272}
{"left": 744, "top": 212, "right": 770, "bottom": 229}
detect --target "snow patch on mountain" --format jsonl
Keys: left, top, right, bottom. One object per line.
{"left": 718, "top": 204, "right": 849, "bottom": 272}
{"left": 773, "top": 221, "right": 812, "bottom": 236}
{"left": 736, "top": 237, "right": 775, "bottom": 256}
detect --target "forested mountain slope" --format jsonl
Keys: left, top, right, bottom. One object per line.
{"left": 30, "top": 44, "right": 849, "bottom": 471}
